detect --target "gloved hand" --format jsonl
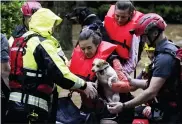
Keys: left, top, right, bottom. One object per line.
{"left": 84, "top": 81, "right": 97, "bottom": 99}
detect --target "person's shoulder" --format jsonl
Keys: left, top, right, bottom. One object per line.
{"left": 12, "top": 25, "right": 27, "bottom": 38}
{"left": 155, "top": 52, "right": 176, "bottom": 69}
{"left": 156, "top": 40, "right": 178, "bottom": 57}
{"left": 157, "top": 52, "right": 174, "bottom": 61}
{"left": 1, "top": 33, "right": 7, "bottom": 40}
{"left": 1, "top": 33, "right": 8, "bottom": 44}
{"left": 164, "top": 40, "right": 178, "bottom": 51}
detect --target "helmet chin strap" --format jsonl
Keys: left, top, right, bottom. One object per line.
{"left": 147, "top": 29, "right": 162, "bottom": 47}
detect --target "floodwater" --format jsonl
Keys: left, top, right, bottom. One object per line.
{"left": 61, "top": 24, "right": 182, "bottom": 107}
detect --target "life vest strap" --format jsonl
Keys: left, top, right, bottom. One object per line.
{"left": 111, "top": 39, "right": 130, "bottom": 50}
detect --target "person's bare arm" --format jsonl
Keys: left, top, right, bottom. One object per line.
{"left": 124, "top": 71, "right": 148, "bottom": 89}
{"left": 129, "top": 86, "right": 138, "bottom": 91}
{"left": 108, "top": 77, "right": 166, "bottom": 114}
{"left": 108, "top": 52, "right": 176, "bottom": 114}
{"left": 124, "top": 77, "right": 166, "bottom": 108}
{"left": 130, "top": 78, "right": 148, "bottom": 89}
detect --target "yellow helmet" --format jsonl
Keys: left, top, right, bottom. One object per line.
{"left": 144, "top": 43, "right": 155, "bottom": 51}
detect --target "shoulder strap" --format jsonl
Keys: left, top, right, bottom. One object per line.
{"left": 155, "top": 42, "right": 178, "bottom": 58}
{"left": 23, "top": 33, "right": 41, "bottom": 42}
{"left": 13, "top": 33, "right": 41, "bottom": 75}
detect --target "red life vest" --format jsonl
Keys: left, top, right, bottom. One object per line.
{"left": 70, "top": 41, "right": 117, "bottom": 81}
{"left": 69, "top": 41, "right": 116, "bottom": 108}
{"left": 104, "top": 5, "right": 143, "bottom": 59}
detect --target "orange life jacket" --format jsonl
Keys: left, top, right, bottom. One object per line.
{"left": 70, "top": 41, "right": 117, "bottom": 81}
{"left": 104, "top": 5, "right": 143, "bottom": 59}
{"left": 69, "top": 41, "right": 116, "bottom": 109}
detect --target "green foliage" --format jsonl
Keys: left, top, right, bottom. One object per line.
{"left": 98, "top": 4, "right": 110, "bottom": 13}
{"left": 1, "top": 1, "right": 23, "bottom": 38}
{"left": 136, "top": 5, "right": 182, "bottom": 24}
{"left": 90, "top": 3, "right": 182, "bottom": 24}
{"left": 98, "top": 4, "right": 110, "bottom": 20}
{"left": 90, "top": 4, "right": 110, "bottom": 21}
{"left": 89, "top": 7, "right": 98, "bottom": 15}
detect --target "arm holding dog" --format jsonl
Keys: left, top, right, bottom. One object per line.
{"left": 110, "top": 58, "right": 146, "bottom": 92}
{"left": 124, "top": 71, "right": 148, "bottom": 90}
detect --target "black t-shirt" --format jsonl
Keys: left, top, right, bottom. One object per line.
{"left": 152, "top": 38, "right": 179, "bottom": 102}
{"left": 153, "top": 39, "right": 178, "bottom": 79}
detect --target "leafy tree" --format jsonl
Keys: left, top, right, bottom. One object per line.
{"left": 1, "top": 1, "right": 23, "bottom": 38}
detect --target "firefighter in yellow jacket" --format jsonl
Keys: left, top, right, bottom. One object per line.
{"left": 6, "top": 8, "right": 97, "bottom": 123}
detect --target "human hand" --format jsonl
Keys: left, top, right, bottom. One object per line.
{"left": 92, "top": 80, "right": 98, "bottom": 89}
{"left": 84, "top": 81, "right": 97, "bottom": 99}
{"left": 142, "top": 106, "right": 152, "bottom": 118}
{"left": 108, "top": 76, "right": 117, "bottom": 88}
{"left": 107, "top": 102, "right": 123, "bottom": 114}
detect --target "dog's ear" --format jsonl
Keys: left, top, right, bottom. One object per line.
{"left": 99, "top": 59, "right": 108, "bottom": 67}
{"left": 80, "top": 7, "right": 87, "bottom": 18}
{"left": 102, "top": 60, "right": 109, "bottom": 66}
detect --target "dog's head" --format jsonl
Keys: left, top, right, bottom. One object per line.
{"left": 91, "top": 58, "right": 109, "bottom": 74}
{"left": 65, "top": 7, "right": 93, "bottom": 24}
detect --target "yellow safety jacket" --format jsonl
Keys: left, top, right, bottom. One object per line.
{"left": 9, "top": 8, "right": 86, "bottom": 112}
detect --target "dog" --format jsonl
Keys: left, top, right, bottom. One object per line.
{"left": 65, "top": 7, "right": 111, "bottom": 44}
{"left": 91, "top": 58, "right": 120, "bottom": 103}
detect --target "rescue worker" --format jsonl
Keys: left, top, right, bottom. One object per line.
{"left": 8, "top": 2, "right": 58, "bottom": 123}
{"left": 1, "top": 33, "right": 11, "bottom": 124}
{"left": 69, "top": 27, "right": 146, "bottom": 124}
{"left": 104, "top": 1, "right": 144, "bottom": 74}
{"left": 5, "top": 8, "right": 97, "bottom": 123}
{"left": 8, "top": 1, "right": 42, "bottom": 47}
{"left": 107, "top": 13, "right": 182, "bottom": 123}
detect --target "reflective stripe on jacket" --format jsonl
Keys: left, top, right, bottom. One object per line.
{"left": 9, "top": 8, "right": 86, "bottom": 98}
